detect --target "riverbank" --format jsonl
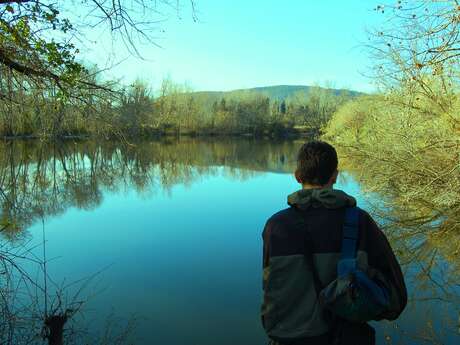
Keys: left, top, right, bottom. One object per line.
{"left": 0, "top": 125, "right": 318, "bottom": 141}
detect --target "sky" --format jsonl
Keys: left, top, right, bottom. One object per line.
{"left": 82, "top": 0, "right": 386, "bottom": 93}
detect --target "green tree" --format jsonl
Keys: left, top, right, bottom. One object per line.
{"left": 0, "top": 1, "right": 195, "bottom": 92}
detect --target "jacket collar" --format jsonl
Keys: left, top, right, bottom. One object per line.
{"left": 287, "top": 188, "right": 356, "bottom": 210}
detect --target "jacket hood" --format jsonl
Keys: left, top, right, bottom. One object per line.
{"left": 287, "top": 188, "right": 356, "bottom": 210}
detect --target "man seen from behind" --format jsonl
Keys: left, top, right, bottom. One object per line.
{"left": 261, "top": 141, "right": 407, "bottom": 345}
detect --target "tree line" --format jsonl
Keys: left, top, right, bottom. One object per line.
{"left": 0, "top": 72, "right": 352, "bottom": 138}
{"left": 0, "top": 1, "right": 353, "bottom": 140}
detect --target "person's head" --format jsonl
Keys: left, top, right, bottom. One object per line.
{"left": 294, "top": 140, "right": 338, "bottom": 188}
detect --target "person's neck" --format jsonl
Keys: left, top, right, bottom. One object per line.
{"left": 302, "top": 183, "right": 332, "bottom": 190}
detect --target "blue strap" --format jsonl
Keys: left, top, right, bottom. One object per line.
{"left": 338, "top": 207, "right": 359, "bottom": 276}
{"left": 341, "top": 207, "right": 359, "bottom": 259}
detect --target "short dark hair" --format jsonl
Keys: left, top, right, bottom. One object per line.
{"left": 296, "top": 141, "right": 338, "bottom": 185}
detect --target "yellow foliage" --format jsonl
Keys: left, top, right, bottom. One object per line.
{"left": 323, "top": 85, "right": 460, "bottom": 238}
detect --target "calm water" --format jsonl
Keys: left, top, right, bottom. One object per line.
{"left": 0, "top": 139, "right": 459, "bottom": 345}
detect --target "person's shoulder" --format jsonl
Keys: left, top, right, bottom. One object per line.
{"left": 354, "top": 206, "right": 388, "bottom": 242}
{"left": 354, "top": 206, "right": 371, "bottom": 222}
{"left": 355, "top": 207, "right": 380, "bottom": 229}
{"left": 265, "top": 207, "right": 296, "bottom": 227}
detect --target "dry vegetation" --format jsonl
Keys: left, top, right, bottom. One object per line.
{"left": 324, "top": 0, "right": 460, "bottom": 266}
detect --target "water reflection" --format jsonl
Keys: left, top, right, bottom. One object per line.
{"left": 0, "top": 138, "right": 458, "bottom": 345}
{"left": 0, "top": 138, "right": 299, "bottom": 237}
{"left": 341, "top": 166, "right": 460, "bottom": 345}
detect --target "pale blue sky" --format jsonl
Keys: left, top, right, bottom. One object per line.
{"left": 83, "top": 1, "right": 384, "bottom": 92}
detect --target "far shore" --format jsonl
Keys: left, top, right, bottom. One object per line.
{"left": 0, "top": 127, "right": 318, "bottom": 142}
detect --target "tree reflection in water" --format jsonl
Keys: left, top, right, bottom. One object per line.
{"left": 0, "top": 138, "right": 298, "bottom": 237}
{"left": 344, "top": 172, "right": 460, "bottom": 345}
{"left": 0, "top": 138, "right": 300, "bottom": 344}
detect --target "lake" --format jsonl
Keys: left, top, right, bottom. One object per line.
{"left": 0, "top": 138, "right": 459, "bottom": 345}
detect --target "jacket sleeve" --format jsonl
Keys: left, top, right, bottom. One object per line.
{"left": 262, "top": 221, "right": 269, "bottom": 269}
{"left": 360, "top": 210, "right": 408, "bottom": 320}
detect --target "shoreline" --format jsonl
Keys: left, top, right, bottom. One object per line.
{"left": 0, "top": 128, "right": 318, "bottom": 142}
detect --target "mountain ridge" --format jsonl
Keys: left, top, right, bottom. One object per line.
{"left": 190, "top": 84, "right": 363, "bottom": 102}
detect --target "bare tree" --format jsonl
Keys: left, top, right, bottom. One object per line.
{"left": 369, "top": 0, "right": 460, "bottom": 116}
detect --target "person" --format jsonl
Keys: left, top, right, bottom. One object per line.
{"left": 261, "top": 140, "right": 407, "bottom": 345}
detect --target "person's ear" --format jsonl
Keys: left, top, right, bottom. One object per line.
{"left": 330, "top": 170, "right": 338, "bottom": 184}
{"left": 294, "top": 170, "right": 302, "bottom": 184}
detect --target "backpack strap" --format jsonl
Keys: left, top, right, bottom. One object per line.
{"left": 338, "top": 207, "right": 360, "bottom": 277}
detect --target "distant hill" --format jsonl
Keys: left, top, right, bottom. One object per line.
{"left": 240, "top": 85, "right": 314, "bottom": 100}
{"left": 191, "top": 85, "right": 363, "bottom": 103}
